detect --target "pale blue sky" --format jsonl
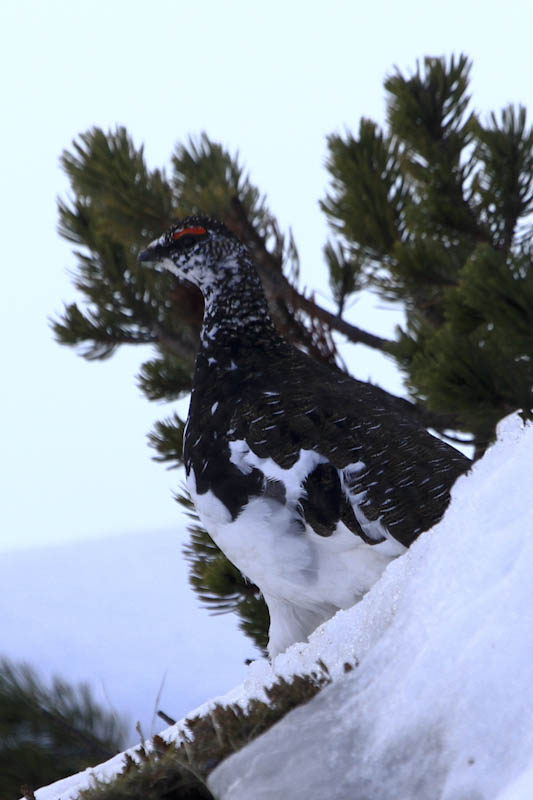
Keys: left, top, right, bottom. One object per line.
{"left": 2, "top": 0, "right": 533, "bottom": 551}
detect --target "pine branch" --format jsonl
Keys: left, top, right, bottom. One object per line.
{"left": 291, "top": 289, "right": 392, "bottom": 350}
{"left": 0, "top": 658, "right": 126, "bottom": 799}
{"left": 228, "top": 197, "right": 394, "bottom": 351}
{"left": 228, "top": 197, "right": 464, "bottom": 437}
{"left": 37, "top": 705, "right": 117, "bottom": 762}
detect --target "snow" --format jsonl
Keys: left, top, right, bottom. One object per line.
{"left": 27, "top": 413, "right": 533, "bottom": 800}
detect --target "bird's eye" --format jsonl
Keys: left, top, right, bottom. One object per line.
{"left": 174, "top": 234, "right": 196, "bottom": 247}
{"left": 172, "top": 225, "right": 207, "bottom": 246}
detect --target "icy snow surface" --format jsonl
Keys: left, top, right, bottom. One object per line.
{"left": 30, "top": 414, "right": 533, "bottom": 800}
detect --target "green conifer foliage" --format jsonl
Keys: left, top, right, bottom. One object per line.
{"left": 0, "top": 658, "right": 126, "bottom": 799}
{"left": 323, "top": 55, "right": 533, "bottom": 455}
{"left": 54, "top": 55, "right": 533, "bottom": 649}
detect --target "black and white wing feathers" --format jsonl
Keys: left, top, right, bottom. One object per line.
{"left": 187, "top": 337, "right": 470, "bottom": 550}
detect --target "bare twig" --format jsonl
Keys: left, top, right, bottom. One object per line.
{"left": 227, "top": 197, "right": 393, "bottom": 352}
{"left": 157, "top": 709, "right": 177, "bottom": 726}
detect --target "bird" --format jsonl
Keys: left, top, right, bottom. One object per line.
{"left": 138, "top": 215, "right": 471, "bottom": 658}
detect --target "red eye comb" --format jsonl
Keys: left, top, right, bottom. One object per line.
{"left": 172, "top": 226, "right": 207, "bottom": 240}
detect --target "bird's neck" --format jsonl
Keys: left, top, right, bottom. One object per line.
{"left": 200, "top": 253, "right": 277, "bottom": 351}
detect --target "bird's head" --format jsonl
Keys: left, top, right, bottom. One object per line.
{"left": 138, "top": 215, "right": 244, "bottom": 292}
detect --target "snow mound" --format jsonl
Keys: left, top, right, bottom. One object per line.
{"left": 210, "top": 414, "right": 533, "bottom": 800}
{"left": 31, "top": 414, "right": 533, "bottom": 800}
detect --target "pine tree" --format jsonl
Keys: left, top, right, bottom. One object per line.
{"left": 53, "top": 55, "right": 533, "bottom": 650}
{"left": 0, "top": 657, "right": 126, "bottom": 799}
{"left": 322, "top": 54, "right": 533, "bottom": 456}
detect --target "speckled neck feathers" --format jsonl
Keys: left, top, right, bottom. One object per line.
{"left": 199, "top": 250, "right": 278, "bottom": 349}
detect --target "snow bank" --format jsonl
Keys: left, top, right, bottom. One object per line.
{"left": 210, "top": 414, "right": 533, "bottom": 800}
{"left": 30, "top": 414, "right": 533, "bottom": 800}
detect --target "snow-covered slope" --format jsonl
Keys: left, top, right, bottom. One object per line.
{"left": 1, "top": 528, "right": 252, "bottom": 743}
{"left": 30, "top": 414, "right": 533, "bottom": 800}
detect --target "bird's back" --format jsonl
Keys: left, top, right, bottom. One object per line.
{"left": 186, "top": 333, "right": 470, "bottom": 550}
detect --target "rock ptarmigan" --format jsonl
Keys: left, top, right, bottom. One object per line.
{"left": 139, "top": 216, "right": 471, "bottom": 658}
